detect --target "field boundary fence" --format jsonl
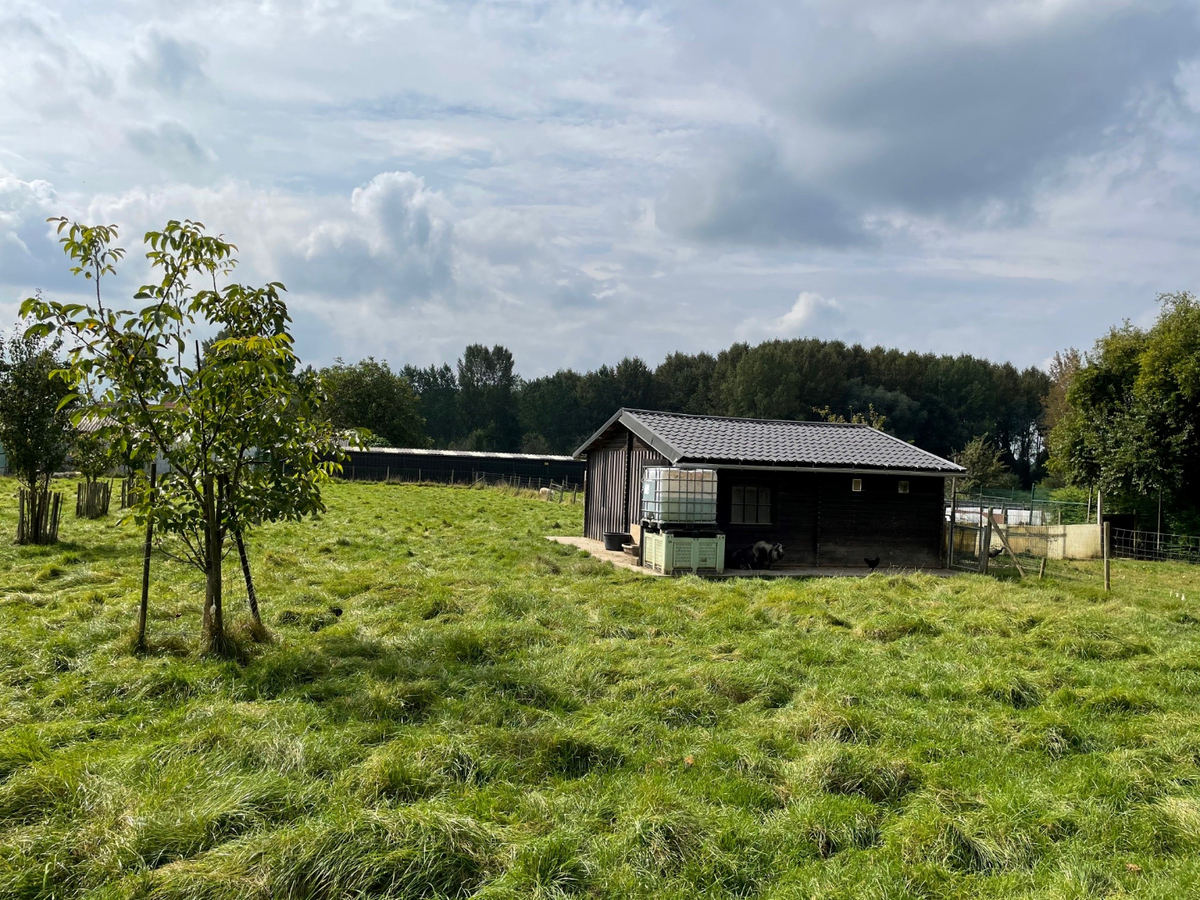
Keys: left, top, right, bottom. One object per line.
{"left": 948, "top": 491, "right": 1091, "bottom": 527}
{"left": 336, "top": 463, "right": 582, "bottom": 501}
{"left": 1110, "top": 527, "right": 1200, "bottom": 564}
{"left": 947, "top": 490, "right": 1105, "bottom": 585}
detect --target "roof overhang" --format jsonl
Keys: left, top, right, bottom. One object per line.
{"left": 674, "top": 461, "right": 962, "bottom": 477}
{"left": 573, "top": 408, "right": 684, "bottom": 462}
{"left": 573, "top": 407, "right": 966, "bottom": 475}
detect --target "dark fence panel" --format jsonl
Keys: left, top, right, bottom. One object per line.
{"left": 339, "top": 448, "right": 584, "bottom": 489}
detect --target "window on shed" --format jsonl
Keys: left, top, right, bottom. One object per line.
{"left": 898, "top": 480, "right": 910, "bottom": 494}
{"left": 851, "top": 478, "right": 863, "bottom": 492}
{"left": 731, "top": 485, "right": 772, "bottom": 524}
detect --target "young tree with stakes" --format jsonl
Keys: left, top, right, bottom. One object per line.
{"left": 0, "top": 325, "right": 75, "bottom": 543}
{"left": 24, "top": 218, "right": 351, "bottom": 654}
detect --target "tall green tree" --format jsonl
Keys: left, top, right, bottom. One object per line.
{"left": 957, "top": 435, "right": 1013, "bottom": 494}
{"left": 24, "top": 218, "right": 349, "bottom": 654}
{"left": 520, "top": 369, "right": 585, "bottom": 453}
{"left": 457, "top": 344, "right": 521, "bottom": 451}
{"left": 403, "top": 363, "right": 460, "bottom": 447}
{"left": 322, "top": 357, "right": 425, "bottom": 447}
{"left": 1052, "top": 293, "right": 1200, "bottom": 526}
{"left": 0, "top": 324, "right": 75, "bottom": 542}
{"left": 613, "top": 357, "right": 657, "bottom": 409}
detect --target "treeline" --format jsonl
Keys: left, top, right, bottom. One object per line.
{"left": 321, "top": 339, "right": 1051, "bottom": 487}
{"left": 1048, "top": 292, "right": 1200, "bottom": 532}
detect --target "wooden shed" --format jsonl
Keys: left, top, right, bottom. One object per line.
{"left": 574, "top": 409, "right": 965, "bottom": 569}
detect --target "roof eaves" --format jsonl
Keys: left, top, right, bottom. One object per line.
{"left": 620, "top": 410, "right": 685, "bottom": 463}
{"left": 868, "top": 426, "right": 966, "bottom": 473}
{"left": 571, "top": 408, "right": 628, "bottom": 459}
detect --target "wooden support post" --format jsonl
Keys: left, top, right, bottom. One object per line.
{"left": 137, "top": 464, "right": 157, "bottom": 651}
{"left": 994, "top": 524, "right": 1026, "bottom": 577}
{"left": 235, "top": 526, "right": 262, "bottom": 629}
{"left": 947, "top": 479, "right": 957, "bottom": 568}
{"left": 980, "top": 509, "right": 993, "bottom": 574}
{"left": 1158, "top": 487, "right": 1163, "bottom": 550}
{"left": 1038, "top": 557, "right": 1046, "bottom": 580}
{"left": 1103, "top": 521, "right": 1111, "bottom": 593}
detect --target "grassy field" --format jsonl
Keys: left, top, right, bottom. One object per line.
{"left": 4, "top": 478, "right": 1200, "bottom": 898}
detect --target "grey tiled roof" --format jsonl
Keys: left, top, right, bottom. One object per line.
{"left": 580, "top": 409, "right": 963, "bottom": 473}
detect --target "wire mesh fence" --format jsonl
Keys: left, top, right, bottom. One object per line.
{"left": 948, "top": 492, "right": 1091, "bottom": 527}
{"left": 1110, "top": 527, "right": 1200, "bottom": 564}
{"left": 949, "top": 518, "right": 1104, "bottom": 584}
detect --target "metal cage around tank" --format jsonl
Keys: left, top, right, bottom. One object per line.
{"left": 640, "top": 467, "right": 718, "bottom": 529}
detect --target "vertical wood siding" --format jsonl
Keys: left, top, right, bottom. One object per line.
{"left": 582, "top": 430, "right": 668, "bottom": 540}
{"left": 626, "top": 438, "right": 669, "bottom": 530}
{"left": 583, "top": 433, "right": 629, "bottom": 540}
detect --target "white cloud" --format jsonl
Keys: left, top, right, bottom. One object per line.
{"left": 775, "top": 292, "right": 844, "bottom": 336}
{"left": 0, "top": 0, "right": 1198, "bottom": 377}
{"left": 734, "top": 291, "right": 847, "bottom": 343}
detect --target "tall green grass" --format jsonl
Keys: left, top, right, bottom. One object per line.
{"left": 2, "top": 477, "right": 1200, "bottom": 897}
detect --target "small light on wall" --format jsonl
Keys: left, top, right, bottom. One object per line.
{"left": 852, "top": 478, "right": 863, "bottom": 492}
{"left": 898, "top": 480, "right": 909, "bottom": 494}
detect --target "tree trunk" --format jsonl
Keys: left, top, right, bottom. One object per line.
{"left": 201, "top": 474, "right": 230, "bottom": 655}
{"left": 235, "top": 525, "right": 265, "bottom": 636}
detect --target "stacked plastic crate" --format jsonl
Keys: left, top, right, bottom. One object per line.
{"left": 639, "top": 467, "right": 724, "bottom": 575}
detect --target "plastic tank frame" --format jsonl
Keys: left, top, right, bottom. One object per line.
{"left": 640, "top": 467, "right": 719, "bottom": 530}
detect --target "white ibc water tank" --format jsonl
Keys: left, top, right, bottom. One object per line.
{"left": 641, "top": 467, "right": 718, "bottom": 525}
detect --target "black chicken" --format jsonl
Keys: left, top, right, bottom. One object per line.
{"left": 864, "top": 556, "right": 880, "bottom": 571}
{"left": 988, "top": 547, "right": 1003, "bottom": 559}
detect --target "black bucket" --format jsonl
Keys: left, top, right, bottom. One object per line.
{"left": 603, "top": 531, "right": 630, "bottom": 551}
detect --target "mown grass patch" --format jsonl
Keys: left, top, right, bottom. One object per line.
{"left": 3, "top": 477, "right": 1200, "bottom": 897}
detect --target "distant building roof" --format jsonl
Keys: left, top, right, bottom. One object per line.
{"left": 574, "top": 409, "right": 965, "bottom": 475}
{"left": 77, "top": 414, "right": 120, "bottom": 434}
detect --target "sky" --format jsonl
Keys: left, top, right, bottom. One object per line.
{"left": 3, "top": 0, "right": 1200, "bottom": 377}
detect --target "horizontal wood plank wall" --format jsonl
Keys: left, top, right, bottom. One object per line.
{"left": 716, "top": 470, "right": 944, "bottom": 568}
{"left": 815, "top": 473, "right": 944, "bottom": 568}
{"left": 718, "top": 471, "right": 818, "bottom": 566}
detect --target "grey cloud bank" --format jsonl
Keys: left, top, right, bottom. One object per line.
{"left": 2, "top": 0, "right": 1199, "bottom": 376}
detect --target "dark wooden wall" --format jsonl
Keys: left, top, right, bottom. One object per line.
{"left": 718, "top": 471, "right": 945, "bottom": 569}
{"left": 582, "top": 427, "right": 668, "bottom": 540}
{"left": 340, "top": 449, "right": 584, "bottom": 485}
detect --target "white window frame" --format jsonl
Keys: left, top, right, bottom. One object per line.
{"left": 851, "top": 478, "right": 863, "bottom": 492}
